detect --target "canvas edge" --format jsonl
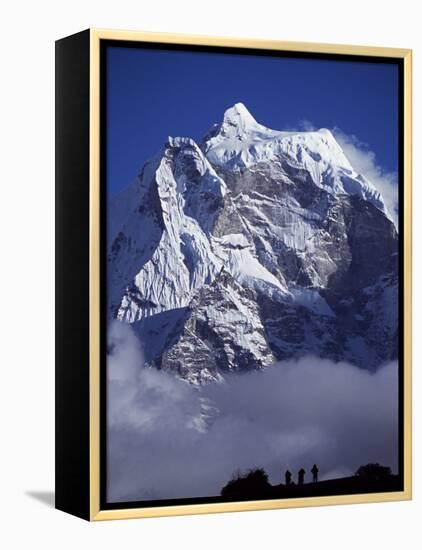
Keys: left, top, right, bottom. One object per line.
{"left": 88, "top": 28, "right": 413, "bottom": 521}
{"left": 55, "top": 29, "right": 91, "bottom": 521}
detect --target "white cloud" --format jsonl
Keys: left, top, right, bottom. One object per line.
{"left": 107, "top": 322, "right": 399, "bottom": 503}
{"left": 332, "top": 128, "right": 399, "bottom": 226}
{"left": 297, "top": 119, "right": 316, "bottom": 132}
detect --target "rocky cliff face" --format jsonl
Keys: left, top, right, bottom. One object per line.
{"left": 108, "top": 103, "right": 398, "bottom": 384}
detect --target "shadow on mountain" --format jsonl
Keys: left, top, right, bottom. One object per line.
{"left": 221, "top": 464, "right": 401, "bottom": 501}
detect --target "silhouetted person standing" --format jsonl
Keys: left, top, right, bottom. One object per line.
{"left": 311, "top": 464, "right": 319, "bottom": 483}
{"left": 285, "top": 470, "right": 292, "bottom": 486}
{"left": 298, "top": 468, "right": 305, "bottom": 485}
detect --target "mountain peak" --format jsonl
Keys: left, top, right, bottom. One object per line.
{"left": 223, "top": 103, "right": 257, "bottom": 128}
{"left": 109, "top": 102, "right": 398, "bottom": 383}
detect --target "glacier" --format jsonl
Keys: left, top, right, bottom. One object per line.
{"left": 107, "top": 103, "right": 398, "bottom": 384}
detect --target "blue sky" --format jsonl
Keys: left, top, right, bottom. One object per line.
{"left": 106, "top": 45, "right": 399, "bottom": 198}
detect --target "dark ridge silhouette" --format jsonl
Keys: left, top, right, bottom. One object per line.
{"left": 221, "top": 464, "right": 401, "bottom": 501}
{"left": 355, "top": 463, "right": 392, "bottom": 480}
{"left": 221, "top": 468, "right": 270, "bottom": 499}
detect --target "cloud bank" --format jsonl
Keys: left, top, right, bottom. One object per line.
{"left": 107, "top": 322, "right": 398, "bottom": 503}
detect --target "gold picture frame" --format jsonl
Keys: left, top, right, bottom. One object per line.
{"left": 55, "top": 28, "right": 412, "bottom": 521}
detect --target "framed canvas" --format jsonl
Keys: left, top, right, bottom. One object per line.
{"left": 55, "top": 29, "right": 412, "bottom": 521}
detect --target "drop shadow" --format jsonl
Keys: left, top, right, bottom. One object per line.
{"left": 26, "top": 491, "right": 55, "bottom": 508}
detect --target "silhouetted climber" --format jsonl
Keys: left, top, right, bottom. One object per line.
{"left": 311, "top": 464, "right": 319, "bottom": 483}
{"left": 285, "top": 470, "right": 292, "bottom": 486}
{"left": 298, "top": 468, "right": 305, "bottom": 485}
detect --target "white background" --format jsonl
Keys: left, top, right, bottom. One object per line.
{"left": 0, "top": 0, "right": 420, "bottom": 548}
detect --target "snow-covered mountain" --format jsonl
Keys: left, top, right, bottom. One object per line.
{"left": 108, "top": 103, "right": 398, "bottom": 384}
